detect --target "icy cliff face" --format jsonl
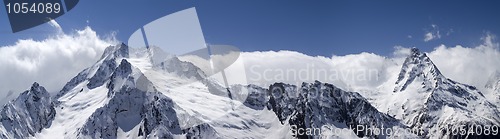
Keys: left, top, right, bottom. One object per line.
{"left": 0, "top": 82, "right": 56, "bottom": 138}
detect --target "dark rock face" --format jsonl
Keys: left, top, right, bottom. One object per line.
{"left": 241, "top": 81, "right": 405, "bottom": 138}
{"left": 88, "top": 43, "right": 129, "bottom": 89}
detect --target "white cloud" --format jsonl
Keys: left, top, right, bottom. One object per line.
{"left": 393, "top": 45, "right": 412, "bottom": 58}
{"left": 424, "top": 24, "right": 441, "bottom": 42}
{"left": 0, "top": 27, "right": 116, "bottom": 105}
{"left": 237, "top": 51, "right": 391, "bottom": 91}
{"left": 424, "top": 32, "right": 436, "bottom": 42}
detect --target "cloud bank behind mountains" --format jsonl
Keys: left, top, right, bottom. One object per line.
{"left": 238, "top": 51, "right": 391, "bottom": 91}
{"left": 0, "top": 27, "right": 116, "bottom": 105}
{"left": 238, "top": 33, "right": 500, "bottom": 93}
{"left": 1, "top": 26, "right": 499, "bottom": 106}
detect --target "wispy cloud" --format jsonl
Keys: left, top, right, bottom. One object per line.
{"left": 446, "top": 29, "right": 454, "bottom": 36}
{"left": 424, "top": 24, "right": 441, "bottom": 42}
{"left": 48, "top": 19, "right": 63, "bottom": 34}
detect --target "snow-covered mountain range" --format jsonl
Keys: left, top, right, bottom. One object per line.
{"left": 1, "top": 44, "right": 499, "bottom": 138}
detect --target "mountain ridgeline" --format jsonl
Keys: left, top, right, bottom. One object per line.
{"left": 0, "top": 44, "right": 499, "bottom": 139}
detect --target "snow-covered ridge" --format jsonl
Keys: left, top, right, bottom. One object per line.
{"left": 56, "top": 43, "right": 129, "bottom": 99}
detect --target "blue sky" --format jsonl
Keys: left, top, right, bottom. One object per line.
{"left": 1, "top": 0, "right": 500, "bottom": 56}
